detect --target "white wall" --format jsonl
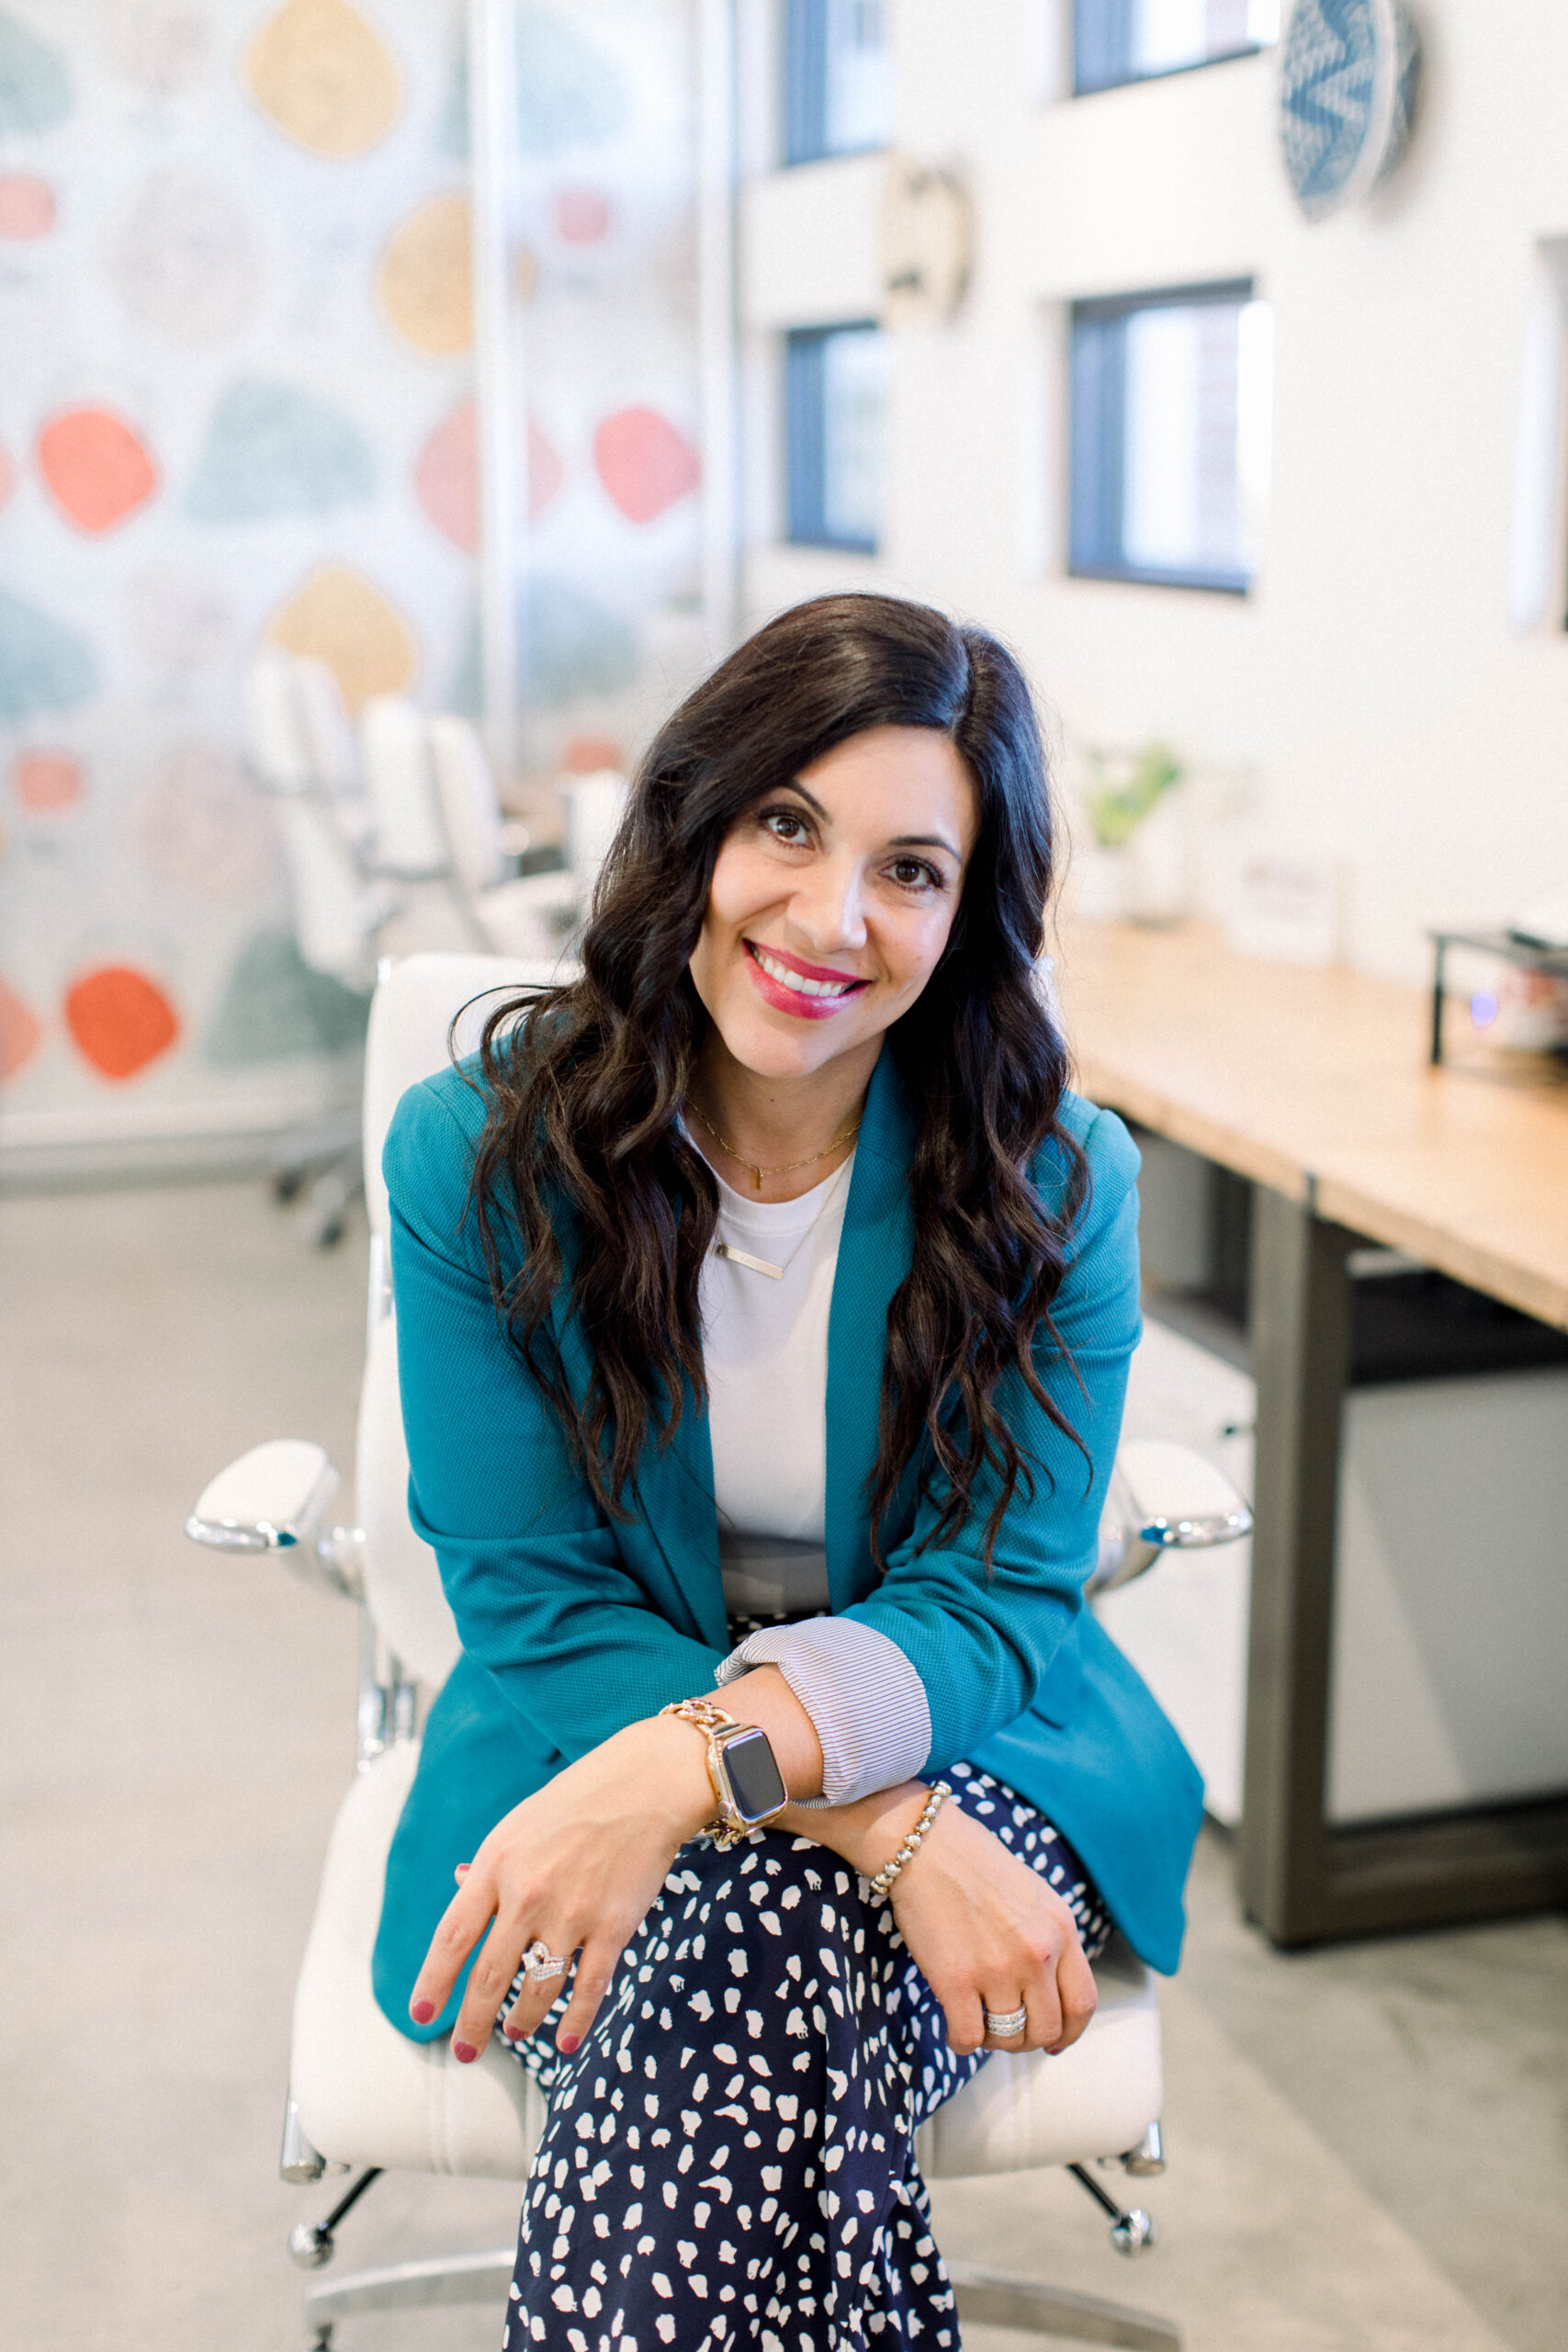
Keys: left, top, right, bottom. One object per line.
{"left": 736, "top": 0, "right": 1568, "bottom": 979}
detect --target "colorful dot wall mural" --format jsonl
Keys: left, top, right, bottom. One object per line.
{"left": 0, "top": 0, "right": 705, "bottom": 1162}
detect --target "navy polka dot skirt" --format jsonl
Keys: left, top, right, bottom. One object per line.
{"left": 496, "top": 1739, "right": 1111, "bottom": 2351}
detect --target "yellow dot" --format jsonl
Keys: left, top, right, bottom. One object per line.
{"left": 378, "top": 189, "right": 472, "bottom": 356}
{"left": 266, "top": 564, "right": 416, "bottom": 717}
{"left": 244, "top": 0, "right": 401, "bottom": 161}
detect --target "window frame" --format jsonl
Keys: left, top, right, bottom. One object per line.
{"left": 1067, "top": 276, "right": 1258, "bottom": 596}
{"left": 1072, "top": 1, "right": 1269, "bottom": 100}
{"left": 782, "top": 0, "right": 892, "bottom": 168}
{"left": 784, "top": 321, "right": 885, "bottom": 555}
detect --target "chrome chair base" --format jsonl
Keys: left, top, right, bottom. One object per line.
{"left": 299, "top": 2246, "right": 1180, "bottom": 2352}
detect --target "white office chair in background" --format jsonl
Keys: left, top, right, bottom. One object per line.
{"left": 187, "top": 954, "right": 1249, "bottom": 2352}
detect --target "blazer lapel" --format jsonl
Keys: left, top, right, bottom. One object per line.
{"left": 553, "top": 1275, "right": 728, "bottom": 1651}
{"left": 633, "top": 1384, "right": 728, "bottom": 1649}
{"left": 825, "top": 1050, "right": 917, "bottom": 1611}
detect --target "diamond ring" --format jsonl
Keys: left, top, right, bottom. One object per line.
{"left": 523, "top": 1939, "right": 570, "bottom": 1984}
{"left": 983, "top": 2004, "right": 1027, "bottom": 2039}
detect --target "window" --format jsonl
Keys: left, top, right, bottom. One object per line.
{"left": 784, "top": 0, "right": 894, "bottom": 166}
{"left": 1074, "top": 0, "right": 1279, "bottom": 96}
{"left": 1068, "top": 281, "right": 1270, "bottom": 593}
{"left": 785, "top": 323, "right": 889, "bottom": 553}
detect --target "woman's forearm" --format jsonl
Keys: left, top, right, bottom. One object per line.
{"left": 691, "top": 1665, "right": 932, "bottom": 1875}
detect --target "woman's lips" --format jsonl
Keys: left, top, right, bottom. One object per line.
{"left": 742, "top": 939, "right": 869, "bottom": 1021}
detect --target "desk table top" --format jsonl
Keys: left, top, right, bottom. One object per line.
{"left": 1055, "top": 922, "right": 1568, "bottom": 1331}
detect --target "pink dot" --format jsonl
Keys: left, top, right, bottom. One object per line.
{"left": 0, "top": 175, "right": 55, "bottom": 239}
{"left": 0, "top": 446, "right": 14, "bottom": 512}
{"left": 38, "top": 406, "right": 159, "bottom": 535}
{"left": 555, "top": 187, "right": 611, "bottom": 245}
{"left": 593, "top": 406, "right": 699, "bottom": 526}
{"left": 415, "top": 397, "right": 478, "bottom": 551}
{"left": 527, "top": 414, "right": 563, "bottom": 520}
{"left": 14, "top": 751, "right": 84, "bottom": 811}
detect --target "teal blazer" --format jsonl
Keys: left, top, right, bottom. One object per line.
{"left": 373, "top": 1048, "right": 1204, "bottom": 2041}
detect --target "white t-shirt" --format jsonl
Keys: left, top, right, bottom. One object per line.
{"left": 697, "top": 1148, "right": 931, "bottom": 1806}
{"left": 699, "top": 1155, "right": 852, "bottom": 1615}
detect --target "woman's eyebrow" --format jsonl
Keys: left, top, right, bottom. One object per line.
{"left": 889, "top": 832, "right": 962, "bottom": 860}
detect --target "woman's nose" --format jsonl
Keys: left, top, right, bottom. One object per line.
{"left": 791, "top": 858, "right": 867, "bottom": 953}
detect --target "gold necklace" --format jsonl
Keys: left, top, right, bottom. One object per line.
{"left": 687, "top": 1102, "right": 861, "bottom": 1193}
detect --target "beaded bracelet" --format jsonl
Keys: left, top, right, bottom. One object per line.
{"left": 868, "top": 1781, "right": 952, "bottom": 1900}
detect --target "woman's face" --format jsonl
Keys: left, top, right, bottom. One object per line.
{"left": 688, "top": 725, "right": 979, "bottom": 1083}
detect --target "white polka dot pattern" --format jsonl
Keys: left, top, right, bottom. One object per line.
{"left": 495, "top": 1759, "right": 1111, "bottom": 2347}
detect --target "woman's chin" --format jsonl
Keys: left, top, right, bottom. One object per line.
{"left": 711, "top": 1002, "right": 867, "bottom": 1080}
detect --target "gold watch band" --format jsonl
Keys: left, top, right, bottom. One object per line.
{"left": 660, "top": 1698, "right": 784, "bottom": 1849}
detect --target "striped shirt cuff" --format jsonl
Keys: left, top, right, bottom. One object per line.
{"left": 714, "top": 1615, "right": 931, "bottom": 1807}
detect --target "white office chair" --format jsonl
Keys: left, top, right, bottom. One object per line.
{"left": 426, "top": 714, "right": 580, "bottom": 961}
{"left": 188, "top": 955, "right": 1248, "bottom": 2352}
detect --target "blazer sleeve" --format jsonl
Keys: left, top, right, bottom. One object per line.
{"left": 841, "top": 1105, "right": 1143, "bottom": 1773}
{"left": 385, "top": 1073, "right": 726, "bottom": 1759}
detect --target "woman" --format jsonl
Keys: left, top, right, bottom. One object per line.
{"left": 375, "top": 593, "right": 1202, "bottom": 2348}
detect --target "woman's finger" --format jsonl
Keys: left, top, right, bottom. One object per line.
{"left": 551, "top": 1939, "right": 619, "bottom": 2055}
{"left": 408, "top": 1874, "right": 499, "bottom": 2026}
{"left": 938, "top": 1978, "right": 988, "bottom": 2057}
{"left": 449, "top": 1908, "right": 543, "bottom": 2061}
{"left": 501, "top": 1943, "right": 576, "bottom": 2045}
{"left": 1045, "top": 1928, "right": 1099, "bottom": 2053}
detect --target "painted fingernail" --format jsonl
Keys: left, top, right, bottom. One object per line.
{"left": 410, "top": 1999, "right": 435, "bottom": 2024}
{"left": 453, "top": 2041, "right": 478, "bottom": 2064}
{"left": 558, "top": 2032, "right": 581, "bottom": 2055}
{"left": 456, "top": 1863, "right": 470, "bottom": 1875}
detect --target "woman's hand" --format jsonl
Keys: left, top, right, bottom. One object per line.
{"left": 886, "top": 1798, "right": 1097, "bottom": 2055}
{"left": 408, "top": 1715, "right": 715, "bottom": 2061}
{"left": 773, "top": 1780, "right": 1097, "bottom": 2058}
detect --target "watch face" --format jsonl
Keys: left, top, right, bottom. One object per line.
{"left": 722, "top": 1726, "right": 788, "bottom": 1823}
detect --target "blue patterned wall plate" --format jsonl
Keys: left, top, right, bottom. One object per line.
{"left": 1280, "top": 0, "right": 1422, "bottom": 221}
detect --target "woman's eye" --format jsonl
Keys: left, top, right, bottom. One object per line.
{"left": 762, "top": 809, "right": 810, "bottom": 844}
{"left": 889, "top": 857, "right": 942, "bottom": 890}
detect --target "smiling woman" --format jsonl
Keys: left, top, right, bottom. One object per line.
{"left": 374, "top": 593, "right": 1202, "bottom": 2348}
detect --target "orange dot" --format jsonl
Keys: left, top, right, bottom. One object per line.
{"left": 592, "top": 406, "right": 699, "bottom": 525}
{"left": 561, "top": 735, "right": 623, "bottom": 774}
{"left": 37, "top": 406, "right": 159, "bottom": 535}
{"left": 65, "top": 965, "right": 180, "bottom": 1080}
{"left": 0, "top": 976, "right": 43, "bottom": 1080}
{"left": 14, "top": 751, "right": 83, "bottom": 810}
{"left": 0, "top": 175, "right": 55, "bottom": 238}
{"left": 0, "top": 445, "right": 14, "bottom": 511}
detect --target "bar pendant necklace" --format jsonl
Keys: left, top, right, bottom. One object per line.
{"left": 713, "top": 1157, "right": 855, "bottom": 1283}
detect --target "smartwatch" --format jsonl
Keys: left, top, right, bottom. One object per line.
{"left": 660, "top": 1699, "right": 789, "bottom": 1849}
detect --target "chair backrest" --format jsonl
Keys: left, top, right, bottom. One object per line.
{"left": 359, "top": 696, "right": 450, "bottom": 879}
{"left": 429, "top": 714, "right": 506, "bottom": 895}
{"left": 358, "top": 954, "right": 572, "bottom": 1683}
{"left": 275, "top": 798, "right": 377, "bottom": 985}
{"left": 244, "top": 648, "right": 311, "bottom": 792}
{"left": 559, "top": 768, "right": 628, "bottom": 896}
{"left": 293, "top": 654, "right": 361, "bottom": 801}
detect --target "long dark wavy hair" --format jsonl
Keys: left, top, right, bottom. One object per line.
{"left": 468, "top": 593, "right": 1088, "bottom": 1564}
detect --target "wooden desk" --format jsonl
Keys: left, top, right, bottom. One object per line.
{"left": 1056, "top": 923, "right": 1568, "bottom": 1945}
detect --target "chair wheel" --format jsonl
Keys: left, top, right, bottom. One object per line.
{"left": 289, "top": 2222, "right": 334, "bottom": 2270}
{"left": 1111, "top": 2207, "right": 1156, "bottom": 2256}
{"left": 314, "top": 1218, "right": 345, "bottom": 1250}
{"left": 273, "top": 1170, "right": 305, "bottom": 1204}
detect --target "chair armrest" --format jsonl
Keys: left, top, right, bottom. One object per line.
{"left": 186, "top": 1441, "right": 364, "bottom": 1600}
{"left": 1090, "top": 1439, "right": 1251, "bottom": 1596}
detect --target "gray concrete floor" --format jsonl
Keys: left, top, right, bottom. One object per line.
{"left": 2, "top": 1178, "right": 1563, "bottom": 2352}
